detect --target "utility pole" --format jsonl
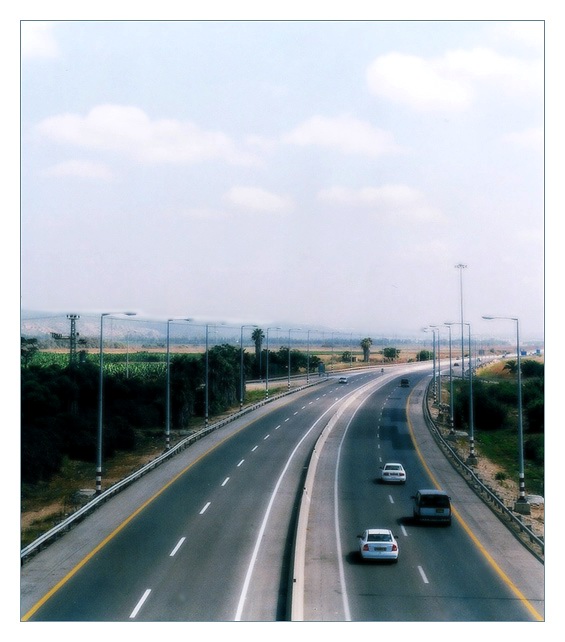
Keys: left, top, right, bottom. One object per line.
{"left": 51, "top": 314, "right": 81, "bottom": 366}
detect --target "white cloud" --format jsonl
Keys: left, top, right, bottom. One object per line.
{"left": 225, "top": 186, "right": 293, "bottom": 213}
{"left": 21, "top": 22, "right": 60, "bottom": 59}
{"left": 41, "top": 159, "right": 113, "bottom": 180}
{"left": 36, "top": 105, "right": 258, "bottom": 166}
{"left": 318, "top": 184, "right": 444, "bottom": 222}
{"left": 367, "top": 52, "right": 473, "bottom": 111}
{"left": 282, "top": 115, "right": 403, "bottom": 156}
{"left": 367, "top": 47, "right": 542, "bottom": 111}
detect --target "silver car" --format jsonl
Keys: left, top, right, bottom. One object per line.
{"left": 358, "top": 528, "right": 399, "bottom": 562}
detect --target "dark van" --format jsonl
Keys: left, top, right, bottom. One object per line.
{"left": 400, "top": 378, "right": 409, "bottom": 387}
{"left": 412, "top": 489, "right": 452, "bottom": 525}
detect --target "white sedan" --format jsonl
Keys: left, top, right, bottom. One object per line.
{"left": 358, "top": 529, "right": 399, "bottom": 562}
{"left": 379, "top": 462, "right": 407, "bottom": 484}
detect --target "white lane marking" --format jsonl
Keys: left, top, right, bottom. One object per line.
{"left": 294, "top": 411, "right": 299, "bottom": 415}
{"left": 302, "top": 406, "right": 306, "bottom": 409}
{"left": 264, "top": 434, "right": 270, "bottom": 440}
{"left": 309, "top": 401, "right": 313, "bottom": 405}
{"left": 221, "top": 477, "right": 230, "bottom": 487}
{"left": 275, "top": 425, "right": 281, "bottom": 430}
{"left": 284, "top": 418, "right": 290, "bottom": 422}
{"left": 234, "top": 396, "right": 347, "bottom": 621}
{"left": 388, "top": 495, "right": 394, "bottom": 504}
{"left": 130, "top": 589, "right": 151, "bottom": 619}
{"left": 199, "top": 502, "right": 211, "bottom": 515}
{"left": 237, "top": 459, "right": 245, "bottom": 467}
{"left": 418, "top": 566, "right": 429, "bottom": 584}
{"left": 252, "top": 445, "right": 258, "bottom": 452}
{"left": 170, "top": 537, "right": 186, "bottom": 557}
{"left": 401, "top": 524, "right": 408, "bottom": 536}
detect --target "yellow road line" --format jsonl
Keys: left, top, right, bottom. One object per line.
{"left": 22, "top": 418, "right": 259, "bottom": 621}
{"left": 406, "top": 387, "right": 543, "bottom": 622}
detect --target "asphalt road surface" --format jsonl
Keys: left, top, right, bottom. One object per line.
{"left": 21, "top": 365, "right": 544, "bottom": 622}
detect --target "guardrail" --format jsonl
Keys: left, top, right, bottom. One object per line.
{"left": 21, "top": 378, "right": 327, "bottom": 564}
{"left": 422, "top": 386, "right": 544, "bottom": 560}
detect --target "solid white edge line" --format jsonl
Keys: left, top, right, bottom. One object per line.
{"left": 234, "top": 396, "right": 346, "bottom": 621}
{"left": 130, "top": 588, "right": 151, "bottom": 619}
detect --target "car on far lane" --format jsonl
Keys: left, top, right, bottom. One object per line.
{"left": 412, "top": 488, "right": 452, "bottom": 525}
{"left": 338, "top": 376, "right": 348, "bottom": 384}
{"left": 400, "top": 378, "right": 410, "bottom": 387}
{"left": 379, "top": 462, "right": 407, "bottom": 484}
{"left": 358, "top": 528, "right": 399, "bottom": 562}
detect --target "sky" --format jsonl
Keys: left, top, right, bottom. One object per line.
{"left": 16, "top": 7, "right": 551, "bottom": 341}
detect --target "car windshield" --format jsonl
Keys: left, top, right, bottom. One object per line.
{"left": 367, "top": 533, "right": 392, "bottom": 542}
{"left": 386, "top": 465, "right": 401, "bottom": 471}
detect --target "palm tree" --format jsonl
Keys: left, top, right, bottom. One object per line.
{"left": 252, "top": 327, "right": 265, "bottom": 377}
{"left": 360, "top": 337, "right": 373, "bottom": 363}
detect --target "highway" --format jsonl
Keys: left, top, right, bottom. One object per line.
{"left": 21, "top": 365, "right": 544, "bottom": 622}
{"left": 300, "top": 373, "right": 544, "bottom": 621}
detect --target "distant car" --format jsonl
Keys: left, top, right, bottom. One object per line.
{"left": 338, "top": 376, "right": 348, "bottom": 384}
{"left": 358, "top": 528, "right": 399, "bottom": 562}
{"left": 412, "top": 489, "right": 452, "bottom": 525}
{"left": 453, "top": 362, "right": 459, "bottom": 367}
{"left": 400, "top": 378, "right": 409, "bottom": 387}
{"left": 380, "top": 462, "right": 407, "bottom": 484}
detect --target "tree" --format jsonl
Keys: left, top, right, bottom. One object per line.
{"left": 416, "top": 350, "right": 432, "bottom": 362}
{"left": 360, "top": 337, "right": 372, "bottom": 362}
{"left": 252, "top": 328, "right": 265, "bottom": 377}
{"left": 503, "top": 360, "right": 518, "bottom": 375}
{"left": 383, "top": 347, "right": 400, "bottom": 361}
{"left": 21, "top": 337, "right": 39, "bottom": 368}
{"left": 521, "top": 360, "right": 544, "bottom": 378}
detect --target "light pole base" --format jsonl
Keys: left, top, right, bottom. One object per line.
{"left": 466, "top": 455, "right": 478, "bottom": 466}
{"left": 514, "top": 498, "right": 531, "bottom": 515}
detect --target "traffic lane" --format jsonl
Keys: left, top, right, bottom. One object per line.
{"left": 301, "top": 377, "right": 412, "bottom": 620}
{"left": 339, "top": 387, "right": 538, "bottom": 621}
{"left": 407, "top": 377, "right": 544, "bottom": 618}
{"left": 28, "top": 377, "right": 362, "bottom": 621}
{"left": 235, "top": 373, "right": 388, "bottom": 620}
{"left": 20, "top": 380, "right": 334, "bottom": 618}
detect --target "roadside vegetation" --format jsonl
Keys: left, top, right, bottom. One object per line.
{"left": 448, "top": 358, "right": 544, "bottom": 496}
{"left": 21, "top": 333, "right": 544, "bottom": 546}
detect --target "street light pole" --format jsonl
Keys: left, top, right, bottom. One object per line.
{"left": 429, "top": 326, "right": 442, "bottom": 405}
{"left": 446, "top": 321, "right": 477, "bottom": 463}
{"left": 288, "top": 328, "right": 302, "bottom": 390}
{"left": 465, "top": 322, "right": 477, "bottom": 465}
{"left": 444, "top": 323, "right": 455, "bottom": 436}
{"left": 483, "top": 315, "right": 529, "bottom": 513}
{"left": 265, "top": 327, "right": 280, "bottom": 399}
{"left": 240, "top": 324, "right": 257, "bottom": 411}
{"left": 166, "top": 318, "right": 192, "bottom": 450}
{"left": 97, "top": 311, "right": 136, "bottom": 493}
{"left": 205, "top": 324, "right": 210, "bottom": 428}
{"left": 456, "top": 264, "right": 467, "bottom": 377}
{"left": 306, "top": 330, "right": 311, "bottom": 383}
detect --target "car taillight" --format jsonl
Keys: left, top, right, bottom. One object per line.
{"left": 392, "top": 544, "right": 398, "bottom": 551}
{"left": 363, "top": 544, "right": 369, "bottom": 551}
